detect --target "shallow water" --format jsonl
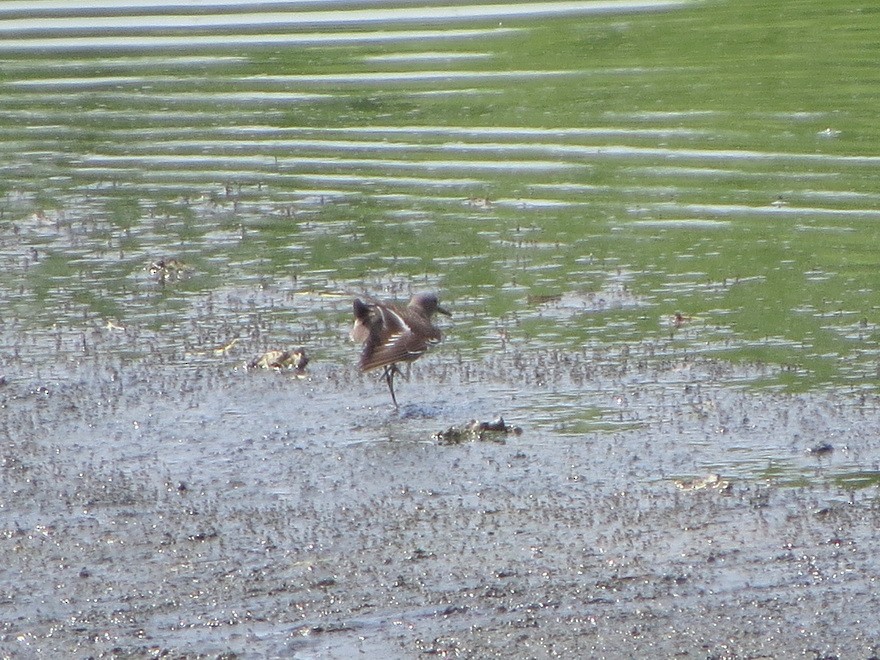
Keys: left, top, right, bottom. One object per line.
{"left": 2, "top": 0, "right": 879, "bottom": 392}
{"left": 2, "top": 0, "right": 880, "bottom": 656}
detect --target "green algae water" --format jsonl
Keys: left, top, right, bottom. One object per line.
{"left": 6, "top": 6, "right": 880, "bottom": 656}
{"left": 1, "top": 0, "right": 879, "bottom": 391}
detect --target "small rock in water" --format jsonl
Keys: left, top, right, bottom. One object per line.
{"left": 434, "top": 416, "right": 522, "bottom": 445}
{"left": 148, "top": 257, "right": 193, "bottom": 284}
{"left": 674, "top": 473, "right": 732, "bottom": 493}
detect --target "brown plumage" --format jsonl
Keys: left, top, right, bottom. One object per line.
{"left": 350, "top": 292, "right": 451, "bottom": 407}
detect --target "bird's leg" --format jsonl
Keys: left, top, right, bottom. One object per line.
{"left": 399, "top": 362, "right": 412, "bottom": 382}
{"left": 383, "top": 364, "right": 402, "bottom": 407}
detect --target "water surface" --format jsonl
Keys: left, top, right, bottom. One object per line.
{"left": 3, "top": 0, "right": 880, "bottom": 656}
{"left": 2, "top": 0, "right": 880, "bottom": 423}
{"left": 3, "top": 0, "right": 880, "bottom": 421}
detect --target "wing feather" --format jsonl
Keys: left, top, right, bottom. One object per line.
{"left": 351, "top": 297, "right": 444, "bottom": 372}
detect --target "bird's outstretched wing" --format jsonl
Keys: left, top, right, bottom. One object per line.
{"left": 351, "top": 299, "right": 439, "bottom": 371}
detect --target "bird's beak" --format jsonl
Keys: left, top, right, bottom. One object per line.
{"left": 437, "top": 305, "right": 451, "bottom": 317}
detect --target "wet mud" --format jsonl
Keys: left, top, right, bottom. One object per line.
{"left": 3, "top": 341, "right": 880, "bottom": 658}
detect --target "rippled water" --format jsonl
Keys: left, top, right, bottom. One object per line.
{"left": 1, "top": 0, "right": 879, "bottom": 389}
{"left": 5, "top": 3, "right": 880, "bottom": 657}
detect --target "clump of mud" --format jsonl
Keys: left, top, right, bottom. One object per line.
{"left": 247, "top": 347, "right": 310, "bottom": 374}
{"left": 434, "top": 416, "right": 522, "bottom": 444}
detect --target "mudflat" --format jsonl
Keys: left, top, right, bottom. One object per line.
{"left": 3, "top": 343, "right": 879, "bottom": 658}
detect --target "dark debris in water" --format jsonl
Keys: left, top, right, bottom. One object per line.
{"left": 806, "top": 442, "right": 834, "bottom": 456}
{"left": 526, "top": 292, "right": 563, "bottom": 306}
{"left": 434, "top": 417, "right": 522, "bottom": 445}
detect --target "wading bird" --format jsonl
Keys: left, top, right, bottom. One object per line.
{"left": 350, "top": 292, "right": 451, "bottom": 407}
